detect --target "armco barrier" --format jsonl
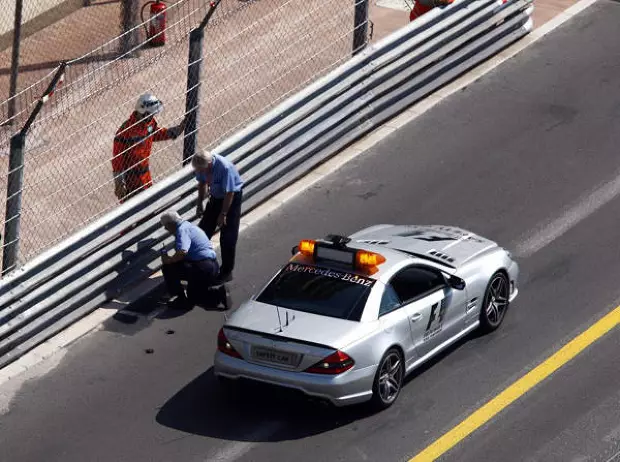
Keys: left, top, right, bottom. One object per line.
{"left": 0, "top": 0, "right": 533, "bottom": 369}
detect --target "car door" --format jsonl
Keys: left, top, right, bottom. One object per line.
{"left": 388, "top": 265, "right": 467, "bottom": 359}
{"left": 377, "top": 283, "right": 418, "bottom": 367}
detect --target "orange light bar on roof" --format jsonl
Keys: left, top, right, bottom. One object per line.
{"left": 355, "top": 250, "right": 386, "bottom": 269}
{"left": 299, "top": 239, "right": 316, "bottom": 256}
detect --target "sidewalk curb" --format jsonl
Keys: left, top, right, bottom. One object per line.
{"left": 0, "top": 0, "right": 599, "bottom": 389}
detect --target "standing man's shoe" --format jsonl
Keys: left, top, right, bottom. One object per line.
{"left": 217, "top": 285, "right": 232, "bottom": 310}
{"left": 217, "top": 272, "right": 233, "bottom": 283}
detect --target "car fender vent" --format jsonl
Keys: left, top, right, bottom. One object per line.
{"left": 428, "top": 249, "right": 455, "bottom": 263}
{"left": 356, "top": 239, "right": 390, "bottom": 245}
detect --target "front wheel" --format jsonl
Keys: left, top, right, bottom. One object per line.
{"left": 370, "top": 348, "right": 404, "bottom": 411}
{"left": 479, "top": 271, "right": 510, "bottom": 333}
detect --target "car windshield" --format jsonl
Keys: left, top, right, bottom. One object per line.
{"left": 256, "top": 262, "right": 375, "bottom": 321}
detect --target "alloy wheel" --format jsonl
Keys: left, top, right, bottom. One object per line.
{"left": 378, "top": 351, "right": 403, "bottom": 404}
{"left": 486, "top": 274, "right": 509, "bottom": 327}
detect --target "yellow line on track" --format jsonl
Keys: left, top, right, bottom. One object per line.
{"left": 409, "top": 305, "right": 620, "bottom": 462}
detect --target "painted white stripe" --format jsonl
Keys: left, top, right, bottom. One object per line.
{"left": 515, "top": 170, "right": 620, "bottom": 258}
{"left": 206, "top": 421, "right": 282, "bottom": 462}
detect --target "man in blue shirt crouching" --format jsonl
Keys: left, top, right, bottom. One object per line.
{"left": 160, "top": 210, "right": 230, "bottom": 310}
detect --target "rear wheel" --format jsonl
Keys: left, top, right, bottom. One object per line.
{"left": 479, "top": 271, "right": 510, "bottom": 333}
{"left": 370, "top": 348, "right": 404, "bottom": 410}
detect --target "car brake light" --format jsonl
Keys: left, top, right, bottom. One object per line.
{"left": 217, "top": 328, "right": 242, "bottom": 359}
{"left": 304, "top": 350, "right": 354, "bottom": 375}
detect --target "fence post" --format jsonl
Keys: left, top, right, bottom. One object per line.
{"left": 2, "top": 64, "right": 66, "bottom": 275}
{"left": 182, "top": 27, "right": 204, "bottom": 166}
{"left": 353, "top": 0, "right": 370, "bottom": 55}
{"left": 7, "top": 0, "right": 24, "bottom": 125}
{"left": 182, "top": 0, "right": 222, "bottom": 165}
{"left": 2, "top": 133, "right": 26, "bottom": 275}
{"left": 120, "top": 0, "right": 140, "bottom": 57}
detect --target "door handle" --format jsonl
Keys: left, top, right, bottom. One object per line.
{"left": 410, "top": 313, "right": 423, "bottom": 322}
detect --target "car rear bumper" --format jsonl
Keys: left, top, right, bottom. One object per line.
{"left": 214, "top": 351, "right": 377, "bottom": 406}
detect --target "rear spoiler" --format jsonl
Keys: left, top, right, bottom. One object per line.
{"left": 223, "top": 325, "right": 333, "bottom": 350}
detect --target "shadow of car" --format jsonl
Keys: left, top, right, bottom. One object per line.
{"left": 155, "top": 366, "right": 379, "bottom": 443}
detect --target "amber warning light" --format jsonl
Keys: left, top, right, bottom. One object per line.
{"left": 299, "top": 239, "right": 315, "bottom": 255}
{"left": 297, "top": 239, "right": 385, "bottom": 274}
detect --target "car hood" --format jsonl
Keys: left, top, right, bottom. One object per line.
{"left": 224, "top": 300, "right": 376, "bottom": 350}
{"left": 351, "top": 224, "right": 499, "bottom": 268}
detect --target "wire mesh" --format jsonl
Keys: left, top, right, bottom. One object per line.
{"left": 0, "top": 0, "right": 365, "bottom": 271}
{"left": 0, "top": 1, "right": 121, "bottom": 123}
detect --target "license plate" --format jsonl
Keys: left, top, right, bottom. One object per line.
{"left": 252, "top": 347, "right": 297, "bottom": 366}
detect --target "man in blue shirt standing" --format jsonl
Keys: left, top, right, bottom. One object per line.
{"left": 160, "top": 210, "right": 230, "bottom": 310}
{"left": 191, "top": 149, "right": 244, "bottom": 283}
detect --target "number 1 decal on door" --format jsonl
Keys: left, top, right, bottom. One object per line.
{"left": 424, "top": 299, "right": 447, "bottom": 341}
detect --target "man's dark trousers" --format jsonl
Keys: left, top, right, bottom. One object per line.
{"left": 198, "top": 191, "right": 242, "bottom": 277}
{"left": 162, "top": 258, "right": 219, "bottom": 301}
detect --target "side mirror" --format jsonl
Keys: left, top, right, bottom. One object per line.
{"left": 448, "top": 276, "right": 466, "bottom": 290}
{"left": 291, "top": 245, "right": 299, "bottom": 256}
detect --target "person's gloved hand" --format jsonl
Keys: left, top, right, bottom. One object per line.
{"left": 114, "top": 177, "right": 126, "bottom": 200}
{"left": 168, "top": 116, "right": 188, "bottom": 139}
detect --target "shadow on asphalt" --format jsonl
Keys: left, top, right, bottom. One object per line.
{"left": 105, "top": 282, "right": 229, "bottom": 334}
{"left": 155, "top": 367, "right": 379, "bottom": 442}
{"left": 154, "top": 326, "right": 496, "bottom": 443}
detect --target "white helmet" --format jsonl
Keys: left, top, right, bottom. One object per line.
{"left": 135, "top": 92, "right": 163, "bottom": 116}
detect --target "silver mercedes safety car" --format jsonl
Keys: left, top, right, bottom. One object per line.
{"left": 214, "top": 225, "right": 519, "bottom": 410}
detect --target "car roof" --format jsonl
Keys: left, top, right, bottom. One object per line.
{"left": 287, "top": 225, "right": 498, "bottom": 284}
{"left": 288, "top": 238, "right": 459, "bottom": 284}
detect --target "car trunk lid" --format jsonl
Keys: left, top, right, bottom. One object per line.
{"left": 222, "top": 300, "right": 374, "bottom": 371}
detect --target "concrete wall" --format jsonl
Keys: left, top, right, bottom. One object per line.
{"left": 0, "top": 0, "right": 84, "bottom": 51}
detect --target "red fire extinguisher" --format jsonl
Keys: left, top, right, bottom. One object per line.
{"left": 141, "top": 0, "right": 167, "bottom": 47}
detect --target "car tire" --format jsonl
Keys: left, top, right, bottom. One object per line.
{"left": 370, "top": 348, "right": 404, "bottom": 411}
{"left": 479, "top": 271, "right": 510, "bottom": 333}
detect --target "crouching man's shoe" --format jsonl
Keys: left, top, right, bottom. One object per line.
{"left": 167, "top": 295, "right": 192, "bottom": 310}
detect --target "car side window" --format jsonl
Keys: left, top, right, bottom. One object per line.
{"left": 390, "top": 266, "right": 445, "bottom": 304}
{"left": 379, "top": 284, "right": 401, "bottom": 316}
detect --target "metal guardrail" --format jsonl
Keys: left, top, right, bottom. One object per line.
{"left": 0, "top": 0, "right": 533, "bottom": 369}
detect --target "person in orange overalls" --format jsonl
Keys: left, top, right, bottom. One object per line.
{"left": 111, "top": 92, "right": 187, "bottom": 203}
{"left": 409, "top": 0, "right": 454, "bottom": 21}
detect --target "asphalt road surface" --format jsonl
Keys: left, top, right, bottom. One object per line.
{"left": 2, "top": 2, "right": 620, "bottom": 461}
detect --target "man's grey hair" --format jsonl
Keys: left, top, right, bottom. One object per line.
{"left": 160, "top": 210, "right": 183, "bottom": 227}
{"left": 191, "top": 148, "right": 213, "bottom": 169}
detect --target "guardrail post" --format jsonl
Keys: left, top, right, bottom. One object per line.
{"left": 120, "top": 0, "right": 140, "bottom": 57}
{"left": 2, "top": 133, "right": 26, "bottom": 275}
{"left": 353, "top": 0, "right": 369, "bottom": 55}
{"left": 182, "top": 27, "right": 204, "bottom": 166}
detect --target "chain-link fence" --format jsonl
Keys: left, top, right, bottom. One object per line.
{"left": 0, "top": 0, "right": 87, "bottom": 50}
{"left": 0, "top": 1, "right": 127, "bottom": 123}
{"left": 0, "top": 0, "right": 369, "bottom": 274}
